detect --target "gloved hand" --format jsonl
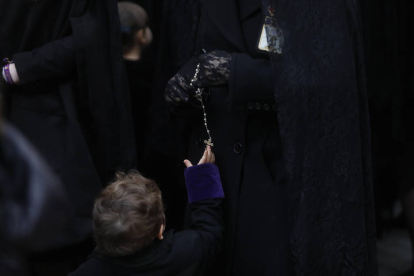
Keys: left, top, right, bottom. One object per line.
{"left": 164, "top": 62, "right": 195, "bottom": 105}
{"left": 191, "top": 50, "right": 231, "bottom": 88}
{"left": 165, "top": 51, "right": 231, "bottom": 106}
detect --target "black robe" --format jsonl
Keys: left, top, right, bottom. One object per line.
{"left": 0, "top": 0, "right": 136, "bottom": 246}
{"left": 183, "top": 1, "right": 290, "bottom": 275}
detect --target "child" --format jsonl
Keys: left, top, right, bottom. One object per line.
{"left": 70, "top": 146, "right": 224, "bottom": 276}
{"left": 118, "top": 2, "right": 154, "bottom": 172}
{"left": 118, "top": 1, "right": 153, "bottom": 62}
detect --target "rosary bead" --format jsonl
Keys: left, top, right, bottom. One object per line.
{"left": 192, "top": 62, "right": 214, "bottom": 147}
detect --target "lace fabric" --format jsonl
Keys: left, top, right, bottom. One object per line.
{"left": 265, "top": 0, "right": 378, "bottom": 274}
{"left": 165, "top": 72, "right": 194, "bottom": 104}
{"left": 165, "top": 51, "right": 231, "bottom": 105}
{"left": 193, "top": 51, "right": 231, "bottom": 87}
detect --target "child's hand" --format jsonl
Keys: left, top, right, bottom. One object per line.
{"left": 184, "top": 146, "right": 215, "bottom": 168}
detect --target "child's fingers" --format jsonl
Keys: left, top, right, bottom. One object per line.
{"left": 205, "top": 146, "right": 210, "bottom": 162}
{"left": 198, "top": 149, "right": 208, "bottom": 165}
{"left": 211, "top": 152, "right": 215, "bottom": 164}
{"left": 184, "top": 159, "right": 193, "bottom": 168}
{"left": 207, "top": 146, "right": 213, "bottom": 163}
{"left": 202, "top": 146, "right": 214, "bottom": 164}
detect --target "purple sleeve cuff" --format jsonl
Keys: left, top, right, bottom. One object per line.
{"left": 184, "top": 163, "right": 224, "bottom": 204}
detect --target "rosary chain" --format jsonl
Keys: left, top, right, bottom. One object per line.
{"left": 190, "top": 64, "right": 214, "bottom": 148}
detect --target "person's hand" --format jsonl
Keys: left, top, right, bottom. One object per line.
{"left": 165, "top": 51, "right": 231, "bottom": 106}
{"left": 164, "top": 71, "right": 194, "bottom": 105}
{"left": 164, "top": 57, "right": 199, "bottom": 106}
{"left": 184, "top": 146, "right": 215, "bottom": 168}
{"left": 191, "top": 51, "right": 231, "bottom": 88}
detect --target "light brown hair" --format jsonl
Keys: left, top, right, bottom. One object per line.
{"left": 93, "top": 171, "right": 165, "bottom": 256}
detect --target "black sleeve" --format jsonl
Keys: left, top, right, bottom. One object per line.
{"left": 183, "top": 163, "right": 224, "bottom": 267}
{"left": 188, "top": 198, "right": 224, "bottom": 265}
{"left": 228, "top": 52, "right": 274, "bottom": 111}
{"left": 12, "top": 35, "right": 76, "bottom": 85}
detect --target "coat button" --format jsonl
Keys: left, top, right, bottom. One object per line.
{"left": 247, "top": 102, "right": 254, "bottom": 110}
{"left": 263, "top": 103, "right": 270, "bottom": 111}
{"left": 196, "top": 138, "right": 203, "bottom": 148}
{"left": 233, "top": 143, "right": 243, "bottom": 154}
{"left": 255, "top": 103, "right": 261, "bottom": 110}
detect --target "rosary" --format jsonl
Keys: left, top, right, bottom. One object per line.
{"left": 190, "top": 63, "right": 214, "bottom": 148}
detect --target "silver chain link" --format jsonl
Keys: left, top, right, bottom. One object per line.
{"left": 190, "top": 63, "right": 214, "bottom": 148}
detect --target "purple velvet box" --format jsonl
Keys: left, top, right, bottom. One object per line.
{"left": 184, "top": 163, "right": 224, "bottom": 204}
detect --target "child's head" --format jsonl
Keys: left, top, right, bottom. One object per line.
{"left": 118, "top": 2, "right": 153, "bottom": 57}
{"left": 93, "top": 171, "right": 165, "bottom": 256}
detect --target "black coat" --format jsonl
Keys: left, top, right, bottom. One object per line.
{"left": 185, "top": 1, "right": 289, "bottom": 275}
{"left": 70, "top": 198, "right": 223, "bottom": 276}
{"left": 0, "top": 0, "right": 136, "bottom": 246}
{"left": 182, "top": 0, "right": 377, "bottom": 275}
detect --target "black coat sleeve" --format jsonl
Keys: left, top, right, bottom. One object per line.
{"left": 12, "top": 35, "right": 76, "bottom": 85}
{"left": 187, "top": 198, "right": 224, "bottom": 265}
{"left": 228, "top": 53, "right": 274, "bottom": 110}
{"left": 182, "top": 164, "right": 224, "bottom": 267}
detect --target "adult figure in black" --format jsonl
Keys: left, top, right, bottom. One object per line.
{"left": 165, "top": 0, "right": 378, "bottom": 275}
{"left": 0, "top": 0, "right": 136, "bottom": 274}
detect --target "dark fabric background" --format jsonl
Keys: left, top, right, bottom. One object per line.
{"left": 360, "top": 0, "right": 414, "bottom": 233}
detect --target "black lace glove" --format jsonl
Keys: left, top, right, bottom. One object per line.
{"left": 164, "top": 64, "right": 195, "bottom": 105}
{"left": 191, "top": 51, "right": 231, "bottom": 88}
{"left": 165, "top": 51, "right": 231, "bottom": 106}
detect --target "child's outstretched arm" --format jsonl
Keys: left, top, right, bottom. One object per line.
{"left": 179, "top": 146, "right": 224, "bottom": 269}
{"left": 183, "top": 146, "right": 222, "bottom": 203}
